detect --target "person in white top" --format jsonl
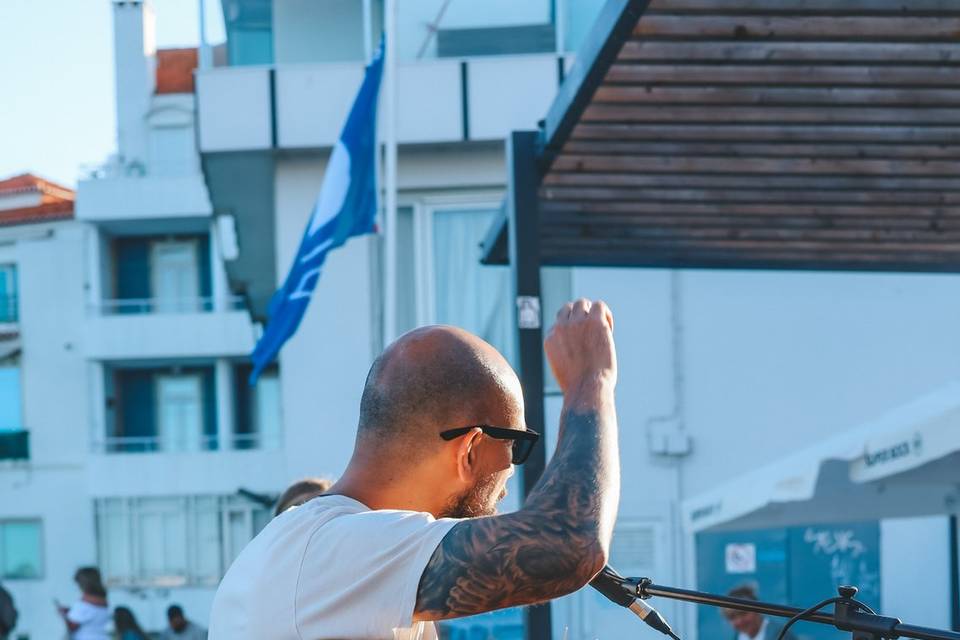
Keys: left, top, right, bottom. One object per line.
{"left": 56, "top": 567, "right": 110, "bottom": 640}
{"left": 210, "top": 299, "right": 621, "bottom": 640}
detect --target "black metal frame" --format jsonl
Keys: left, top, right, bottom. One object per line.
{"left": 506, "top": 131, "right": 553, "bottom": 640}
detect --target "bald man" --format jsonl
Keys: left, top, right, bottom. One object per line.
{"left": 209, "top": 299, "right": 619, "bottom": 639}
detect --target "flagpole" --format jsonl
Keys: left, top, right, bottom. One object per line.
{"left": 383, "top": 0, "right": 398, "bottom": 347}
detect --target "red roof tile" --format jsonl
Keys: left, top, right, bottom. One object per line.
{"left": 156, "top": 48, "right": 198, "bottom": 94}
{"left": 0, "top": 173, "right": 74, "bottom": 227}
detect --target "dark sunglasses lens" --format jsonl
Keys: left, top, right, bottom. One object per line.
{"left": 512, "top": 438, "right": 534, "bottom": 465}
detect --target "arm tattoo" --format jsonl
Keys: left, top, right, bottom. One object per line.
{"left": 415, "top": 407, "right": 619, "bottom": 619}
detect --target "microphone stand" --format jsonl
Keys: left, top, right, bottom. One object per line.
{"left": 631, "top": 578, "right": 960, "bottom": 640}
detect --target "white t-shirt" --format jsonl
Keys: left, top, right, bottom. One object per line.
{"left": 67, "top": 600, "right": 110, "bottom": 640}
{"left": 209, "top": 495, "right": 459, "bottom": 640}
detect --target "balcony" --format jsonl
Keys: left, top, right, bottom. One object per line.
{"left": 84, "top": 296, "right": 255, "bottom": 360}
{"left": 76, "top": 174, "right": 213, "bottom": 223}
{"left": 196, "top": 54, "right": 560, "bottom": 152}
{"left": 0, "top": 430, "right": 29, "bottom": 461}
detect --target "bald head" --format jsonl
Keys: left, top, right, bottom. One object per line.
{"left": 357, "top": 326, "right": 523, "bottom": 451}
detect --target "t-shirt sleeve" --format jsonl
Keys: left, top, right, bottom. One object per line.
{"left": 66, "top": 602, "right": 92, "bottom": 625}
{"left": 294, "top": 509, "right": 458, "bottom": 637}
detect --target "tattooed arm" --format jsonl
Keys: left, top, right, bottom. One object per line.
{"left": 415, "top": 299, "right": 620, "bottom": 620}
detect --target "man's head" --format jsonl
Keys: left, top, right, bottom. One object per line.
{"left": 274, "top": 477, "right": 333, "bottom": 516}
{"left": 167, "top": 605, "right": 187, "bottom": 632}
{"left": 723, "top": 585, "right": 764, "bottom": 637}
{"left": 355, "top": 326, "right": 525, "bottom": 518}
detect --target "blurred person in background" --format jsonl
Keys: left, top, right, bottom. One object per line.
{"left": 0, "top": 580, "right": 16, "bottom": 640}
{"left": 274, "top": 477, "right": 333, "bottom": 516}
{"left": 723, "top": 584, "right": 797, "bottom": 640}
{"left": 113, "top": 607, "right": 148, "bottom": 640}
{"left": 161, "top": 605, "right": 206, "bottom": 640}
{"left": 56, "top": 567, "right": 110, "bottom": 640}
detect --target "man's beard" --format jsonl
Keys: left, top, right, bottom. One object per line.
{"left": 440, "top": 472, "right": 505, "bottom": 519}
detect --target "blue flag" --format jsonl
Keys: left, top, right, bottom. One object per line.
{"left": 250, "top": 37, "right": 385, "bottom": 384}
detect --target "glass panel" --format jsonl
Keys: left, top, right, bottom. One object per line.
{"left": 1, "top": 521, "right": 42, "bottom": 579}
{"left": 398, "top": 0, "right": 554, "bottom": 60}
{"left": 253, "top": 372, "right": 281, "bottom": 449}
{"left": 224, "top": 0, "right": 274, "bottom": 66}
{"left": 0, "top": 367, "right": 22, "bottom": 431}
{"left": 541, "top": 267, "right": 572, "bottom": 393}
{"left": 563, "top": 0, "right": 606, "bottom": 54}
{"left": 151, "top": 241, "right": 200, "bottom": 312}
{"left": 432, "top": 208, "right": 515, "bottom": 366}
{"left": 157, "top": 375, "right": 203, "bottom": 452}
{"left": 0, "top": 264, "right": 16, "bottom": 323}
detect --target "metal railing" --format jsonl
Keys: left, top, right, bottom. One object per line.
{"left": 0, "top": 295, "right": 17, "bottom": 324}
{"left": 92, "top": 295, "right": 246, "bottom": 316}
{"left": 97, "top": 432, "right": 279, "bottom": 453}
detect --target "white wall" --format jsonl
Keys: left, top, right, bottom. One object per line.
{"left": 272, "top": 156, "right": 379, "bottom": 483}
{"left": 881, "top": 516, "right": 953, "bottom": 629}
{"left": 567, "top": 266, "right": 960, "bottom": 638}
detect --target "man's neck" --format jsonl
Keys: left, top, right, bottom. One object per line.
{"left": 330, "top": 463, "right": 444, "bottom": 517}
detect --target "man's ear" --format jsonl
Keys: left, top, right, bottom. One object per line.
{"left": 454, "top": 427, "right": 484, "bottom": 483}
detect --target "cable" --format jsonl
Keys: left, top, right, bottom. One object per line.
{"left": 775, "top": 596, "right": 876, "bottom": 640}
{"left": 775, "top": 597, "right": 842, "bottom": 640}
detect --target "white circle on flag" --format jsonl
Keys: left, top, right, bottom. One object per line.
{"left": 307, "top": 140, "right": 351, "bottom": 236}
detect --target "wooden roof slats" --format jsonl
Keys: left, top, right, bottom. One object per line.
{"left": 478, "top": 0, "right": 960, "bottom": 271}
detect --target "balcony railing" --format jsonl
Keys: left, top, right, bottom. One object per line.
{"left": 98, "top": 432, "right": 279, "bottom": 453}
{"left": 0, "top": 430, "right": 29, "bottom": 461}
{"left": 101, "top": 434, "right": 220, "bottom": 454}
{"left": 0, "top": 295, "right": 17, "bottom": 324}
{"left": 91, "top": 295, "right": 246, "bottom": 316}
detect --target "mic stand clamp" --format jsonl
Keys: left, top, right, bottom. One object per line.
{"left": 834, "top": 586, "right": 900, "bottom": 640}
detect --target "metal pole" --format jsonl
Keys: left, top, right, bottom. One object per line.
{"left": 383, "top": 0, "right": 398, "bottom": 346}
{"left": 638, "top": 581, "right": 960, "bottom": 640}
{"left": 506, "top": 130, "right": 552, "bottom": 640}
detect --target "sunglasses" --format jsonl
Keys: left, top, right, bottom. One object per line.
{"left": 439, "top": 425, "right": 540, "bottom": 465}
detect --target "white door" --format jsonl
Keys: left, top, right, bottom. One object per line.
{"left": 157, "top": 375, "right": 203, "bottom": 452}
{"left": 151, "top": 241, "right": 199, "bottom": 312}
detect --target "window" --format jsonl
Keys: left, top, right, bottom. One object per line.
{"left": 152, "top": 240, "right": 201, "bottom": 312}
{"left": 157, "top": 375, "right": 204, "bottom": 452}
{"left": 109, "top": 367, "right": 217, "bottom": 453}
{"left": 0, "top": 264, "right": 16, "bottom": 323}
{"left": 95, "top": 496, "right": 270, "bottom": 587}
{"left": 0, "top": 520, "right": 42, "bottom": 579}
{"left": 110, "top": 236, "right": 211, "bottom": 314}
{"left": 224, "top": 0, "right": 274, "bottom": 66}
{"left": 424, "top": 205, "right": 515, "bottom": 364}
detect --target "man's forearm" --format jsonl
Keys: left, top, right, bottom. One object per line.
{"left": 524, "top": 379, "right": 620, "bottom": 571}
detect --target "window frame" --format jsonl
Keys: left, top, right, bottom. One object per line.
{"left": 0, "top": 518, "right": 44, "bottom": 580}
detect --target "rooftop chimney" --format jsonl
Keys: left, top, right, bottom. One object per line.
{"left": 112, "top": 0, "right": 156, "bottom": 170}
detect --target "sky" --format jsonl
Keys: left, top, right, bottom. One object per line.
{"left": 0, "top": 0, "right": 225, "bottom": 188}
